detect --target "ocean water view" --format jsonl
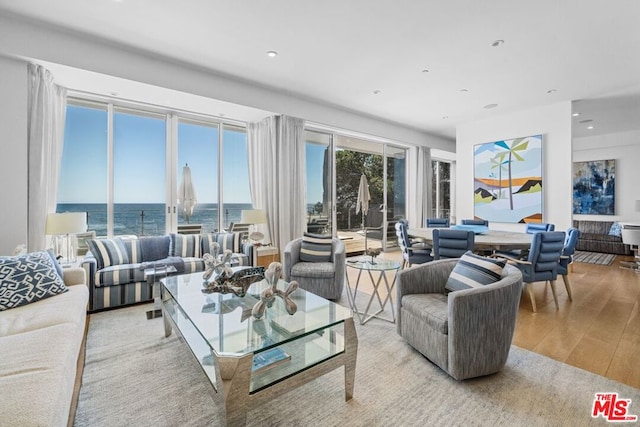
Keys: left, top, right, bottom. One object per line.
{"left": 56, "top": 203, "right": 253, "bottom": 237}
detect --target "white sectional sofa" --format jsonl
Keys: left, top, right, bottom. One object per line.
{"left": 0, "top": 266, "right": 88, "bottom": 427}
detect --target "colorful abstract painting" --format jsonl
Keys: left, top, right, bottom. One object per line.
{"left": 473, "top": 135, "right": 543, "bottom": 224}
{"left": 572, "top": 159, "right": 615, "bottom": 215}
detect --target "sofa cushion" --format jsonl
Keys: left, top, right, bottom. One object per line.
{"left": 290, "top": 262, "right": 335, "bottom": 279}
{"left": 445, "top": 251, "right": 506, "bottom": 293}
{"left": 580, "top": 232, "right": 622, "bottom": 243}
{"left": 169, "top": 233, "right": 203, "bottom": 258}
{"left": 300, "top": 233, "right": 332, "bottom": 262}
{"left": 0, "top": 251, "right": 68, "bottom": 311}
{"left": 87, "top": 238, "right": 129, "bottom": 269}
{"left": 139, "top": 235, "right": 171, "bottom": 262}
{"left": 202, "top": 232, "right": 242, "bottom": 255}
{"left": 94, "top": 264, "right": 134, "bottom": 287}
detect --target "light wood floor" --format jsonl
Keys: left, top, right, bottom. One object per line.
{"left": 348, "top": 250, "right": 640, "bottom": 389}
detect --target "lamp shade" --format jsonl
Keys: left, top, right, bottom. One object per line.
{"left": 240, "top": 209, "right": 267, "bottom": 224}
{"left": 45, "top": 212, "right": 87, "bottom": 235}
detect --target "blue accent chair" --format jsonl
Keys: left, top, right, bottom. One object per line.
{"left": 505, "top": 231, "right": 566, "bottom": 312}
{"left": 432, "top": 229, "right": 475, "bottom": 260}
{"left": 426, "top": 218, "right": 450, "bottom": 228}
{"left": 557, "top": 227, "right": 580, "bottom": 301}
{"left": 525, "top": 223, "right": 555, "bottom": 233}
{"left": 395, "top": 221, "right": 433, "bottom": 268}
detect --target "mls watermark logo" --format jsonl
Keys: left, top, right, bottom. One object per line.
{"left": 592, "top": 393, "right": 638, "bottom": 422}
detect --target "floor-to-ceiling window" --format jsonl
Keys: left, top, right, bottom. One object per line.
{"left": 58, "top": 98, "right": 252, "bottom": 237}
{"left": 305, "top": 130, "right": 333, "bottom": 235}
{"left": 305, "top": 128, "right": 407, "bottom": 251}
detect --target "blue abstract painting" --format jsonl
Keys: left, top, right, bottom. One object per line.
{"left": 572, "top": 159, "right": 615, "bottom": 215}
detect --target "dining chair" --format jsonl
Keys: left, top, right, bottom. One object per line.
{"left": 461, "top": 219, "right": 489, "bottom": 227}
{"left": 425, "top": 218, "right": 450, "bottom": 228}
{"left": 497, "top": 231, "right": 566, "bottom": 312}
{"left": 525, "top": 223, "right": 555, "bottom": 233}
{"left": 395, "top": 221, "right": 433, "bottom": 268}
{"left": 432, "top": 229, "right": 475, "bottom": 260}
{"left": 557, "top": 227, "right": 580, "bottom": 301}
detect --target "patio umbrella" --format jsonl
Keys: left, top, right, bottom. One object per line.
{"left": 356, "top": 173, "right": 370, "bottom": 229}
{"left": 178, "top": 164, "right": 197, "bottom": 223}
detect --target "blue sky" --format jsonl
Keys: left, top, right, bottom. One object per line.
{"left": 59, "top": 106, "right": 300, "bottom": 204}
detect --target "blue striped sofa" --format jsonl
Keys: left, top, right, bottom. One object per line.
{"left": 81, "top": 232, "right": 253, "bottom": 312}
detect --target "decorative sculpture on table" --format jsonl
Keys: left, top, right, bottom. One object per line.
{"left": 201, "top": 242, "right": 265, "bottom": 297}
{"left": 252, "top": 262, "right": 298, "bottom": 319}
{"left": 365, "top": 247, "right": 382, "bottom": 264}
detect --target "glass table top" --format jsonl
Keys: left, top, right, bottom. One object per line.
{"left": 161, "top": 271, "right": 352, "bottom": 357}
{"left": 346, "top": 255, "right": 401, "bottom": 271}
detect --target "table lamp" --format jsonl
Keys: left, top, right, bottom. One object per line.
{"left": 240, "top": 209, "right": 267, "bottom": 244}
{"left": 45, "top": 212, "right": 87, "bottom": 265}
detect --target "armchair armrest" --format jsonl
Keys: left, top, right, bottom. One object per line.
{"left": 62, "top": 267, "right": 86, "bottom": 287}
{"left": 241, "top": 242, "right": 254, "bottom": 265}
{"left": 283, "top": 238, "right": 302, "bottom": 282}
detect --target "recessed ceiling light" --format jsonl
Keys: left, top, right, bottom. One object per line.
{"left": 483, "top": 103, "right": 498, "bottom": 109}
{"left": 421, "top": 69, "right": 430, "bottom": 73}
{"left": 108, "top": 91, "right": 118, "bottom": 97}
{"left": 579, "top": 119, "right": 593, "bottom": 124}
{"left": 442, "top": 116, "right": 449, "bottom": 119}
{"left": 266, "top": 50, "right": 278, "bottom": 57}
{"left": 372, "top": 90, "right": 381, "bottom": 95}
{"left": 546, "top": 89, "right": 557, "bottom": 94}
{"left": 587, "top": 126, "right": 595, "bottom": 130}
{"left": 491, "top": 40, "right": 504, "bottom": 47}
{"left": 572, "top": 112, "right": 580, "bottom": 117}
{"left": 460, "top": 89, "right": 469, "bottom": 93}
{"left": 218, "top": 113, "right": 226, "bottom": 117}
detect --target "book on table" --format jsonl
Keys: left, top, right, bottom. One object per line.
{"left": 252, "top": 347, "right": 291, "bottom": 373}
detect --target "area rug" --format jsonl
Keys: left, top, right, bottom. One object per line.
{"left": 75, "top": 300, "right": 640, "bottom": 427}
{"left": 574, "top": 250, "right": 616, "bottom": 266}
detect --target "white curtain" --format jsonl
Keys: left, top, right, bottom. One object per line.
{"left": 247, "top": 115, "right": 306, "bottom": 251}
{"left": 407, "top": 146, "right": 432, "bottom": 228}
{"left": 27, "top": 63, "right": 67, "bottom": 251}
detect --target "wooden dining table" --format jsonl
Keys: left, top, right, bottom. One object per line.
{"left": 407, "top": 227, "right": 533, "bottom": 252}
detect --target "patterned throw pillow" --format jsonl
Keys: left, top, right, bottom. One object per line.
{"left": 86, "top": 238, "right": 130, "bottom": 270}
{"left": 300, "top": 233, "right": 333, "bottom": 263}
{"left": 609, "top": 221, "right": 622, "bottom": 237}
{"left": 201, "top": 232, "right": 241, "bottom": 255}
{"left": 0, "top": 251, "right": 68, "bottom": 311}
{"left": 445, "top": 251, "right": 506, "bottom": 293}
{"left": 169, "top": 233, "right": 203, "bottom": 258}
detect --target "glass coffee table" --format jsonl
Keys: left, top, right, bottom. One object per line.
{"left": 160, "top": 271, "right": 357, "bottom": 426}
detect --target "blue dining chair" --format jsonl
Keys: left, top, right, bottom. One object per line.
{"left": 557, "top": 227, "right": 580, "bottom": 301}
{"left": 425, "top": 218, "right": 450, "bottom": 228}
{"left": 525, "top": 223, "right": 555, "bottom": 233}
{"left": 395, "top": 221, "right": 433, "bottom": 268}
{"left": 461, "top": 219, "right": 489, "bottom": 227}
{"left": 503, "top": 231, "right": 566, "bottom": 312}
{"left": 432, "top": 229, "right": 475, "bottom": 260}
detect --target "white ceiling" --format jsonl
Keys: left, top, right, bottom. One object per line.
{"left": 1, "top": 0, "right": 640, "bottom": 140}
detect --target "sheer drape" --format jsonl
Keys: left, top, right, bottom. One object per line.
{"left": 27, "top": 63, "right": 67, "bottom": 250}
{"left": 247, "top": 115, "right": 306, "bottom": 250}
{"left": 407, "top": 146, "right": 432, "bottom": 228}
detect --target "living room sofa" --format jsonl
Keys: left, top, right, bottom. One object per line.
{"left": 82, "top": 232, "right": 253, "bottom": 312}
{"left": 572, "top": 220, "right": 631, "bottom": 255}
{"left": 0, "top": 261, "right": 88, "bottom": 427}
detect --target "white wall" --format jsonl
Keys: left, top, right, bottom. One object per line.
{"left": 0, "top": 14, "right": 454, "bottom": 151}
{"left": 574, "top": 129, "right": 640, "bottom": 223}
{"left": 456, "top": 102, "right": 573, "bottom": 232}
{"left": 0, "top": 56, "right": 28, "bottom": 255}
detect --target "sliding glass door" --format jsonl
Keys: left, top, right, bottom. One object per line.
{"left": 305, "top": 130, "right": 333, "bottom": 236}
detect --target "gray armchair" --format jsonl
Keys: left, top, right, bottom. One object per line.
{"left": 283, "top": 237, "right": 345, "bottom": 300}
{"left": 396, "top": 259, "right": 523, "bottom": 380}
